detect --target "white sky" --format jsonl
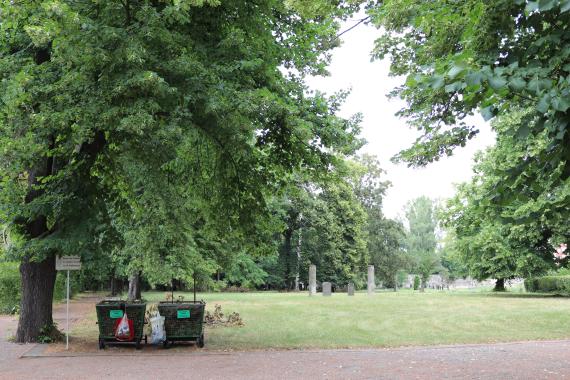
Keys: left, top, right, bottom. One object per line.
{"left": 306, "top": 20, "right": 496, "bottom": 219}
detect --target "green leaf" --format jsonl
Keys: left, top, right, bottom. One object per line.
{"left": 488, "top": 76, "right": 507, "bottom": 90}
{"left": 447, "top": 65, "right": 465, "bottom": 80}
{"left": 525, "top": 1, "right": 539, "bottom": 12}
{"left": 465, "top": 72, "right": 484, "bottom": 87}
{"left": 528, "top": 78, "right": 553, "bottom": 93}
{"left": 537, "top": 95, "right": 550, "bottom": 113}
{"left": 509, "top": 77, "right": 526, "bottom": 92}
{"left": 430, "top": 75, "right": 445, "bottom": 89}
{"left": 444, "top": 82, "right": 463, "bottom": 93}
{"left": 480, "top": 106, "right": 495, "bottom": 121}
{"left": 552, "top": 96, "right": 570, "bottom": 112}
{"left": 516, "top": 125, "right": 530, "bottom": 140}
{"left": 538, "top": 0, "right": 557, "bottom": 11}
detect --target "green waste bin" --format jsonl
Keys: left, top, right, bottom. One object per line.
{"left": 158, "top": 301, "right": 205, "bottom": 347}
{"left": 95, "top": 300, "right": 147, "bottom": 349}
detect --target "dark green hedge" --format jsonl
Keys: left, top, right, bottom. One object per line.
{"left": 0, "top": 262, "right": 21, "bottom": 314}
{"left": 525, "top": 276, "right": 570, "bottom": 295}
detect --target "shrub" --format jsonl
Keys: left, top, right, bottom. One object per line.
{"left": 210, "top": 280, "right": 227, "bottom": 292}
{"left": 524, "top": 277, "right": 537, "bottom": 292}
{"left": 0, "top": 262, "right": 21, "bottom": 314}
{"left": 547, "top": 268, "right": 570, "bottom": 276}
{"left": 413, "top": 275, "right": 420, "bottom": 290}
{"left": 525, "top": 276, "right": 570, "bottom": 295}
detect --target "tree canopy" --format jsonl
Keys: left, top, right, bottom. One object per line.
{"left": 0, "top": 0, "right": 365, "bottom": 342}
{"left": 371, "top": 0, "right": 570, "bottom": 167}
{"left": 441, "top": 109, "right": 557, "bottom": 284}
{"left": 370, "top": 0, "right": 570, "bottom": 279}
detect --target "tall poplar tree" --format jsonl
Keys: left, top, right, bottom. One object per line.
{"left": 405, "top": 197, "right": 438, "bottom": 292}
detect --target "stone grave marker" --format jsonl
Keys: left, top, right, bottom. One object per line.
{"left": 367, "top": 265, "right": 375, "bottom": 295}
{"left": 309, "top": 264, "right": 317, "bottom": 296}
{"left": 322, "top": 282, "right": 332, "bottom": 296}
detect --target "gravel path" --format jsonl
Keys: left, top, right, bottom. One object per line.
{"left": 0, "top": 315, "right": 31, "bottom": 369}
{"left": 0, "top": 294, "right": 101, "bottom": 373}
{"left": 3, "top": 339, "right": 570, "bottom": 379}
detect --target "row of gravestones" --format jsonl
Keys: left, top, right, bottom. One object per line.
{"left": 308, "top": 264, "right": 375, "bottom": 296}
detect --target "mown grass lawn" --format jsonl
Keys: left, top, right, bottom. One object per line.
{"left": 138, "top": 289, "right": 570, "bottom": 350}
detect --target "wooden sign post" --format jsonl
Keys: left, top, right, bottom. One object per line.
{"left": 56, "top": 255, "right": 82, "bottom": 350}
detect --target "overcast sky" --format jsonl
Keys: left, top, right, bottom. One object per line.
{"left": 306, "top": 19, "right": 496, "bottom": 220}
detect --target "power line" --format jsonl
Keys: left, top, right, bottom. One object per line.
{"left": 337, "top": 16, "right": 371, "bottom": 38}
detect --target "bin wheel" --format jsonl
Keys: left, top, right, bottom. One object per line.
{"left": 162, "top": 340, "right": 169, "bottom": 349}
{"left": 135, "top": 339, "right": 142, "bottom": 350}
{"left": 98, "top": 338, "right": 105, "bottom": 350}
{"left": 198, "top": 334, "right": 204, "bottom": 348}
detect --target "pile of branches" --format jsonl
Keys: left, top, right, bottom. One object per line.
{"left": 205, "top": 304, "right": 244, "bottom": 327}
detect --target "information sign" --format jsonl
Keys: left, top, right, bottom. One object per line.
{"left": 56, "top": 255, "right": 82, "bottom": 271}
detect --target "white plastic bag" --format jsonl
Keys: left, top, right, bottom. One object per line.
{"left": 150, "top": 315, "right": 166, "bottom": 344}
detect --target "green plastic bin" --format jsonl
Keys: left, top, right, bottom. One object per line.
{"left": 158, "top": 301, "right": 205, "bottom": 347}
{"left": 95, "top": 300, "right": 147, "bottom": 349}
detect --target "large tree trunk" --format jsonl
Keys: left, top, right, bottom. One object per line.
{"left": 16, "top": 255, "right": 58, "bottom": 342}
{"left": 16, "top": 143, "right": 56, "bottom": 342}
{"left": 110, "top": 274, "right": 122, "bottom": 296}
{"left": 127, "top": 272, "right": 142, "bottom": 301}
{"left": 494, "top": 278, "right": 506, "bottom": 292}
{"left": 110, "top": 277, "right": 116, "bottom": 296}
